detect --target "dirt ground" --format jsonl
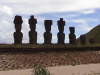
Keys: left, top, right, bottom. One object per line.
{"left": 0, "top": 64, "right": 100, "bottom": 75}
{"left": 0, "top": 50, "right": 100, "bottom": 71}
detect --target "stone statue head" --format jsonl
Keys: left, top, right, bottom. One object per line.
{"left": 13, "top": 15, "right": 23, "bottom": 25}
{"left": 69, "top": 27, "right": 75, "bottom": 34}
{"left": 44, "top": 20, "right": 52, "bottom": 32}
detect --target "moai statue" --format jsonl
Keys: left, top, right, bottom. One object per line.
{"left": 69, "top": 27, "right": 77, "bottom": 44}
{"left": 57, "top": 18, "right": 65, "bottom": 44}
{"left": 89, "top": 38, "right": 95, "bottom": 44}
{"left": 28, "top": 15, "right": 37, "bottom": 44}
{"left": 13, "top": 15, "right": 23, "bottom": 44}
{"left": 44, "top": 20, "right": 52, "bottom": 44}
{"left": 80, "top": 35, "right": 86, "bottom": 45}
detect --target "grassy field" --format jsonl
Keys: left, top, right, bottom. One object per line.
{"left": 0, "top": 44, "right": 100, "bottom": 48}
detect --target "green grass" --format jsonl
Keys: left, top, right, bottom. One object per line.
{"left": 79, "top": 25, "right": 100, "bottom": 44}
{"left": 32, "top": 66, "right": 53, "bottom": 75}
{"left": 0, "top": 43, "right": 100, "bottom": 48}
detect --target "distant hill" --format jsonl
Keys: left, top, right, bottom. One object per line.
{"left": 78, "top": 25, "right": 100, "bottom": 44}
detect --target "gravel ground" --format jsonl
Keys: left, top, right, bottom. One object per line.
{"left": 0, "top": 50, "right": 100, "bottom": 71}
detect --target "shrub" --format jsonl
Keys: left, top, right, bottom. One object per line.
{"left": 32, "top": 66, "right": 53, "bottom": 75}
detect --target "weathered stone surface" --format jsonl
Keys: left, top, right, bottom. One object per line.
{"left": 44, "top": 32, "right": 52, "bottom": 44}
{"left": 69, "top": 27, "right": 75, "bottom": 34}
{"left": 57, "top": 32, "right": 65, "bottom": 44}
{"left": 57, "top": 18, "right": 65, "bottom": 44}
{"left": 80, "top": 35, "right": 86, "bottom": 45}
{"left": 13, "top": 15, "right": 23, "bottom": 32}
{"left": 44, "top": 20, "right": 52, "bottom": 44}
{"left": 14, "top": 25, "right": 22, "bottom": 32}
{"left": 44, "top": 20, "right": 52, "bottom": 32}
{"left": 69, "top": 34, "right": 76, "bottom": 44}
{"left": 13, "top": 32, "right": 23, "bottom": 44}
{"left": 57, "top": 18, "right": 65, "bottom": 33}
{"left": 69, "top": 27, "right": 77, "bottom": 44}
{"left": 13, "top": 15, "right": 23, "bottom": 44}
{"left": 29, "top": 31, "right": 37, "bottom": 44}
{"left": 28, "top": 15, "right": 37, "bottom": 44}
{"left": 28, "top": 15, "right": 37, "bottom": 31}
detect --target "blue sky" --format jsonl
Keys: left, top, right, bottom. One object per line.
{"left": 0, "top": 0, "right": 100, "bottom": 44}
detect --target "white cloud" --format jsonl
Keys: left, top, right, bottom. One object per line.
{"left": 65, "top": 35, "right": 69, "bottom": 43}
{"left": 66, "top": 14, "right": 79, "bottom": 18}
{"left": 52, "top": 35, "right": 57, "bottom": 43}
{"left": 79, "top": 9, "right": 95, "bottom": 14}
{"left": 72, "top": 18, "right": 99, "bottom": 23}
{"left": 1, "top": 0, "right": 100, "bottom": 14}
{"left": 36, "top": 24, "right": 45, "bottom": 43}
{"left": 0, "top": 0, "right": 100, "bottom": 44}
{"left": 86, "top": 18, "right": 99, "bottom": 22}
{"left": 72, "top": 19, "right": 86, "bottom": 24}
{"left": 0, "top": 19, "right": 14, "bottom": 43}
{"left": 71, "top": 19, "right": 92, "bottom": 31}
{"left": 0, "top": 6, "right": 14, "bottom": 43}
{"left": 0, "top": 6, "right": 13, "bottom": 16}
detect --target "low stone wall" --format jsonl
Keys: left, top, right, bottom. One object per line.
{"left": 0, "top": 51, "right": 100, "bottom": 71}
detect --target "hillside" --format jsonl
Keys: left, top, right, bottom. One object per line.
{"left": 78, "top": 25, "right": 100, "bottom": 44}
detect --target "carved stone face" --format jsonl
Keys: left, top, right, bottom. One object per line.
{"left": 44, "top": 20, "right": 52, "bottom": 25}
{"left": 44, "top": 20, "right": 52, "bottom": 32}
{"left": 57, "top": 18, "right": 65, "bottom": 26}
{"left": 28, "top": 16, "right": 37, "bottom": 25}
{"left": 69, "top": 27, "right": 75, "bottom": 34}
{"left": 45, "top": 25, "right": 51, "bottom": 32}
{"left": 13, "top": 15, "right": 23, "bottom": 32}
{"left": 13, "top": 15, "right": 23, "bottom": 24}
{"left": 57, "top": 18, "right": 65, "bottom": 33}
{"left": 28, "top": 16, "right": 37, "bottom": 31}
